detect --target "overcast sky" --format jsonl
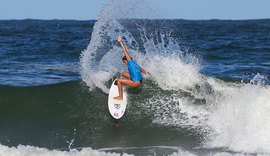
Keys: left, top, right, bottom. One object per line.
{"left": 0, "top": 0, "right": 269, "bottom": 20}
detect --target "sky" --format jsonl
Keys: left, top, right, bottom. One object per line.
{"left": 0, "top": 0, "right": 269, "bottom": 20}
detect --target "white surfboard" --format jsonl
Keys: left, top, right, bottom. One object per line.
{"left": 108, "top": 79, "right": 127, "bottom": 119}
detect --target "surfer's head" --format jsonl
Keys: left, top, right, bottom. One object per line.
{"left": 122, "top": 56, "right": 130, "bottom": 65}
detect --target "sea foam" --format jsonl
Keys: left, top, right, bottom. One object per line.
{"left": 0, "top": 144, "right": 132, "bottom": 156}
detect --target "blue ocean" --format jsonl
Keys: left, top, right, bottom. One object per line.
{"left": 0, "top": 1, "right": 270, "bottom": 155}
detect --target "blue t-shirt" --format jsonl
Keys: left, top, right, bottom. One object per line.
{"left": 128, "top": 60, "right": 143, "bottom": 82}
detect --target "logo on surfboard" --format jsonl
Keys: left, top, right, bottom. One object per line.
{"left": 114, "top": 104, "right": 121, "bottom": 109}
{"left": 114, "top": 112, "right": 119, "bottom": 117}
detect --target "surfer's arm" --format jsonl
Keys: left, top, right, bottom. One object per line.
{"left": 140, "top": 68, "right": 147, "bottom": 74}
{"left": 140, "top": 67, "right": 151, "bottom": 76}
{"left": 118, "top": 35, "right": 132, "bottom": 61}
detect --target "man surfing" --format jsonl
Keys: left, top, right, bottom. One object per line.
{"left": 113, "top": 35, "right": 147, "bottom": 100}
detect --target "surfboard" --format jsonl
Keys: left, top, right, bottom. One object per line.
{"left": 108, "top": 79, "right": 127, "bottom": 119}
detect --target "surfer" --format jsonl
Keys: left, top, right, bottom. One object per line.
{"left": 113, "top": 35, "right": 147, "bottom": 100}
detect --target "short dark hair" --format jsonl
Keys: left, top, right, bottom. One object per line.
{"left": 122, "top": 56, "right": 132, "bottom": 61}
{"left": 122, "top": 56, "right": 127, "bottom": 61}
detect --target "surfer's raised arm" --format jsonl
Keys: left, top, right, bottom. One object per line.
{"left": 117, "top": 36, "right": 151, "bottom": 76}
{"left": 118, "top": 35, "right": 132, "bottom": 61}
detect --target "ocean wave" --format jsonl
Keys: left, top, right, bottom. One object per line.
{"left": 79, "top": 0, "right": 270, "bottom": 154}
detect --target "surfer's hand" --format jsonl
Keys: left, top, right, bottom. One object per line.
{"left": 117, "top": 35, "right": 122, "bottom": 43}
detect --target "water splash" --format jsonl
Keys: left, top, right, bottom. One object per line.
{"left": 66, "top": 128, "right": 77, "bottom": 151}
{"left": 250, "top": 73, "right": 269, "bottom": 85}
{"left": 80, "top": 0, "right": 163, "bottom": 93}
{"left": 205, "top": 77, "right": 270, "bottom": 153}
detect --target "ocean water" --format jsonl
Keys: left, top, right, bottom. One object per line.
{"left": 1, "top": 0, "right": 270, "bottom": 156}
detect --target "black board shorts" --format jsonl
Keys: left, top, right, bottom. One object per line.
{"left": 139, "top": 78, "right": 143, "bottom": 84}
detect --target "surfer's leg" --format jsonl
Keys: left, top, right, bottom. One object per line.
{"left": 120, "top": 78, "right": 142, "bottom": 88}
{"left": 122, "top": 71, "right": 131, "bottom": 79}
{"left": 114, "top": 79, "right": 123, "bottom": 100}
{"left": 114, "top": 78, "right": 142, "bottom": 100}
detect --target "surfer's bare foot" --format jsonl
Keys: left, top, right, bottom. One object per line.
{"left": 113, "top": 96, "right": 123, "bottom": 100}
